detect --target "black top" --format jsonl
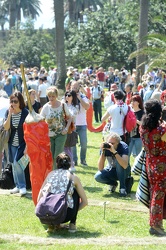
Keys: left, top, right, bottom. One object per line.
{"left": 131, "top": 109, "right": 144, "bottom": 138}
{"left": 26, "top": 100, "right": 41, "bottom": 113}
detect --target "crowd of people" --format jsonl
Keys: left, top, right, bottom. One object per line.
{"left": 0, "top": 65, "right": 166, "bottom": 236}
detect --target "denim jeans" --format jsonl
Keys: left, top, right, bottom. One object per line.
{"left": 128, "top": 138, "right": 142, "bottom": 159}
{"left": 72, "top": 125, "right": 87, "bottom": 163}
{"left": 50, "top": 133, "right": 67, "bottom": 169}
{"left": 10, "top": 145, "right": 26, "bottom": 189}
{"left": 94, "top": 160, "right": 130, "bottom": 189}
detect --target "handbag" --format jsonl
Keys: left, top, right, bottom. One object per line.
{"left": 132, "top": 148, "right": 146, "bottom": 175}
{"left": 35, "top": 180, "right": 72, "bottom": 225}
{"left": 62, "top": 103, "right": 75, "bottom": 134}
{"left": 65, "top": 131, "right": 78, "bottom": 147}
{"left": 0, "top": 123, "right": 10, "bottom": 152}
{"left": 132, "top": 148, "right": 150, "bottom": 208}
{"left": 0, "top": 164, "right": 14, "bottom": 189}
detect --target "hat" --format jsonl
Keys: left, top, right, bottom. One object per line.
{"left": 149, "top": 81, "right": 155, "bottom": 87}
{"left": 67, "top": 70, "right": 73, "bottom": 77}
{"left": 110, "top": 84, "right": 118, "bottom": 91}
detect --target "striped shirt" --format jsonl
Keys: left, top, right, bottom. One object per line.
{"left": 11, "top": 112, "right": 21, "bottom": 146}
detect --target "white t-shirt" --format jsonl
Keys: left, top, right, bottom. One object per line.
{"left": 38, "top": 83, "right": 48, "bottom": 97}
{"left": 91, "top": 86, "right": 103, "bottom": 100}
{"left": 67, "top": 104, "right": 79, "bottom": 124}
{"left": 76, "top": 95, "right": 89, "bottom": 126}
{"left": 107, "top": 102, "right": 128, "bottom": 136}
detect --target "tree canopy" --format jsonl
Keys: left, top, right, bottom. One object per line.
{"left": 0, "top": 20, "right": 55, "bottom": 68}
{"left": 0, "top": 0, "right": 166, "bottom": 75}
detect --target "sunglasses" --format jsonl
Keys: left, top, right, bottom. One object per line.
{"left": 10, "top": 100, "right": 19, "bottom": 104}
{"left": 66, "top": 94, "right": 72, "bottom": 97}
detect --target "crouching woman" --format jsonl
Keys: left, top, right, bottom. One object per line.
{"left": 37, "top": 152, "right": 88, "bottom": 233}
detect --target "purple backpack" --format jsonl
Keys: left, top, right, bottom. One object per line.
{"left": 35, "top": 180, "right": 72, "bottom": 225}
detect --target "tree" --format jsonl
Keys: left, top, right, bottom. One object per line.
{"left": 2, "top": 0, "right": 41, "bottom": 29}
{"left": 53, "top": 0, "right": 66, "bottom": 90}
{"left": 66, "top": 0, "right": 106, "bottom": 25}
{"left": 129, "top": 22, "right": 166, "bottom": 72}
{"left": 0, "top": 2, "right": 8, "bottom": 31}
{"left": 16, "top": 0, "right": 42, "bottom": 23}
{"left": 65, "top": 0, "right": 138, "bottom": 70}
{"left": 136, "top": 0, "right": 149, "bottom": 82}
{"left": 0, "top": 19, "right": 55, "bottom": 68}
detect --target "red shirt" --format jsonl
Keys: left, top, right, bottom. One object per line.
{"left": 96, "top": 72, "right": 105, "bottom": 82}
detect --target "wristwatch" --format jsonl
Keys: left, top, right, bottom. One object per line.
{"left": 113, "top": 151, "right": 118, "bottom": 156}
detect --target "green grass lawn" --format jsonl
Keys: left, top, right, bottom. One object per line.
{"left": 0, "top": 128, "right": 166, "bottom": 249}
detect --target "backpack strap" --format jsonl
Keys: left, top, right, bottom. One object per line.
{"left": 122, "top": 106, "right": 130, "bottom": 139}
{"left": 65, "top": 178, "right": 72, "bottom": 195}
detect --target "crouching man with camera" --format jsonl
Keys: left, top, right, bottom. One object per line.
{"left": 94, "top": 132, "right": 133, "bottom": 197}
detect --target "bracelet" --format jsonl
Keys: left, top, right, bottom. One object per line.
{"left": 113, "top": 151, "right": 118, "bottom": 156}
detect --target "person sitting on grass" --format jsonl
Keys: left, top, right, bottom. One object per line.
{"left": 94, "top": 132, "right": 134, "bottom": 197}
{"left": 37, "top": 152, "right": 88, "bottom": 233}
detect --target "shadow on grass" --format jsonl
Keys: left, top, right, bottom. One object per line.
{"left": 109, "top": 220, "right": 120, "bottom": 224}
{"left": 83, "top": 186, "right": 103, "bottom": 193}
{"left": 87, "top": 145, "right": 100, "bottom": 150}
{"left": 46, "top": 228, "right": 101, "bottom": 238}
{"left": 103, "top": 191, "right": 136, "bottom": 200}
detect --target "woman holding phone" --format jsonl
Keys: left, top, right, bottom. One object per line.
{"left": 3, "top": 91, "right": 29, "bottom": 195}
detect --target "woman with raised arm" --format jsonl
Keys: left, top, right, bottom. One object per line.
{"left": 3, "top": 91, "right": 29, "bottom": 195}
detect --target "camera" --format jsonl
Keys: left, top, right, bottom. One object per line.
{"left": 103, "top": 142, "right": 111, "bottom": 149}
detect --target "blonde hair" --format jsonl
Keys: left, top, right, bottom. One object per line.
{"left": 28, "top": 89, "right": 36, "bottom": 94}
{"left": 46, "top": 86, "right": 58, "bottom": 97}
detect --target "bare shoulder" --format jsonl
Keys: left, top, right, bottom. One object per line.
{"left": 71, "top": 174, "right": 81, "bottom": 186}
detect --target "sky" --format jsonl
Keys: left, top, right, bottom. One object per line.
{"left": 34, "top": 0, "right": 55, "bottom": 29}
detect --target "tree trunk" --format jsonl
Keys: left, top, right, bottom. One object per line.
{"left": 68, "top": 0, "right": 75, "bottom": 23}
{"left": 53, "top": 0, "right": 66, "bottom": 91}
{"left": 136, "top": 0, "right": 149, "bottom": 84}
{"left": 9, "top": 1, "right": 17, "bottom": 29}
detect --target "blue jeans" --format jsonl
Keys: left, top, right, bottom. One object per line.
{"left": 72, "top": 125, "right": 87, "bottom": 163}
{"left": 94, "top": 160, "right": 130, "bottom": 189}
{"left": 10, "top": 145, "right": 26, "bottom": 189}
{"left": 128, "top": 138, "right": 142, "bottom": 159}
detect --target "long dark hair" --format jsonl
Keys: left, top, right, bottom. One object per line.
{"left": 65, "top": 90, "right": 78, "bottom": 106}
{"left": 141, "top": 99, "right": 162, "bottom": 131}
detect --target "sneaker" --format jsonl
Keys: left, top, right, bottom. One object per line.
{"left": 109, "top": 182, "right": 118, "bottom": 193}
{"left": 119, "top": 188, "right": 127, "bottom": 197}
{"left": 68, "top": 223, "right": 76, "bottom": 233}
{"left": 19, "top": 188, "right": 27, "bottom": 196}
{"left": 125, "top": 176, "right": 134, "bottom": 194}
{"left": 69, "top": 167, "right": 76, "bottom": 172}
{"left": 10, "top": 187, "right": 19, "bottom": 194}
{"left": 81, "top": 161, "right": 88, "bottom": 166}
